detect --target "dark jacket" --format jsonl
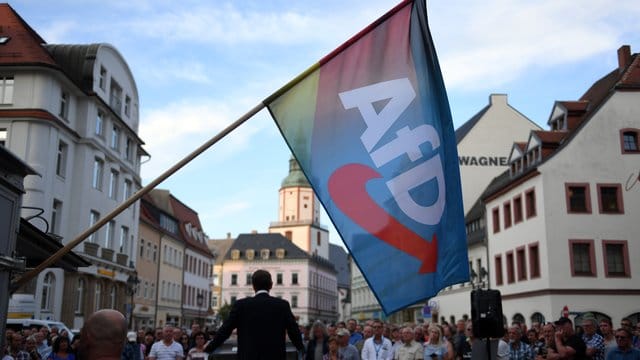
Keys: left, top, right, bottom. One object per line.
{"left": 305, "top": 338, "right": 329, "bottom": 360}
{"left": 205, "top": 292, "right": 304, "bottom": 359}
{"left": 121, "top": 342, "right": 142, "bottom": 360}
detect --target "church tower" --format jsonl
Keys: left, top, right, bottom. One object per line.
{"left": 269, "top": 156, "right": 330, "bottom": 259}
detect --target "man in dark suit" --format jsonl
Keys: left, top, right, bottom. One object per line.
{"left": 204, "top": 269, "right": 305, "bottom": 359}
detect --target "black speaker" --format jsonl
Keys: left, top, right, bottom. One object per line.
{"left": 471, "top": 289, "right": 504, "bottom": 339}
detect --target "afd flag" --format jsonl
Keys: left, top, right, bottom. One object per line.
{"left": 264, "top": 0, "right": 468, "bottom": 314}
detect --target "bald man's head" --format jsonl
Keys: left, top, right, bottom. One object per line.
{"left": 79, "top": 309, "right": 127, "bottom": 360}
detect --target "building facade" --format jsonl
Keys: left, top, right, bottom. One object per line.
{"left": 0, "top": 4, "right": 145, "bottom": 328}
{"left": 220, "top": 233, "right": 338, "bottom": 324}
{"left": 329, "top": 244, "right": 351, "bottom": 321}
{"left": 269, "top": 157, "right": 330, "bottom": 259}
{"left": 485, "top": 45, "right": 640, "bottom": 327}
{"left": 134, "top": 196, "right": 162, "bottom": 329}
{"left": 207, "top": 236, "right": 234, "bottom": 325}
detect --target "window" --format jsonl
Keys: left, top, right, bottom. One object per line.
{"left": 89, "top": 210, "right": 100, "bottom": 243}
{"left": 569, "top": 240, "right": 596, "bottom": 277}
{"left": 494, "top": 255, "right": 503, "bottom": 286}
{"left": 597, "top": 184, "right": 624, "bottom": 214}
{"left": 111, "top": 126, "right": 120, "bottom": 151}
{"left": 516, "top": 247, "right": 527, "bottom": 281}
{"left": 109, "top": 169, "right": 119, "bottom": 199}
{"left": 125, "top": 138, "right": 134, "bottom": 161}
{"left": 621, "top": 129, "right": 639, "bottom": 153}
{"left": 96, "top": 111, "right": 104, "bottom": 136}
{"left": 75, "top": 278, "right": 84, "bottom": 314}
{"left": 230, "top": 296, "right": 237, "bottom": 305}
{"left": 153, "top": 245, "right": 157, "bottom": 262}
{"left": 525, "top": 188, "right": 537, "bottom": 218}
{"left": 124, "top": 95, "right": 131, "bottom": 116}
{"left": 56, "top": 141, "right": 67, "bottom": 178}
{"left": 506, "top": 252, "right": 515, "bottom": 284}
{"left": 246, "top": 273, "right": 252, "bottom": 285}
{"left": 41, "top": 272, "right": 55, "bottom": 311}
{"left": 51, "top": 200, "right": 62, "bottom": 235}
{"left": 123, "top": 179, "right": 132, "bottom": 199}
{"left": 212, "top": 296, "right": 218, "bottom": 308}
{"left": 602, "top": 240, "right": 630, "bottom": 277}
{"left": 528, "top": 243, "right": 541, "bottom": 278}
{"left": 492, "top": 207, "right": 500, "bottom": 233}
{"left": 110, "top": 285, "right": 116, "bottom": 308}
{"left": 105, "top": 220, "right": 115, "bottom": 249}
{"left": 513, "top": 195, "right": 523, "bottom": 223}
{"left": 276, "top": 249, "right": 285, "bottom": 259}
{"left": 0, "top": 76, "right": 14, "bottom": 104}
{"left": 291, "top": 295, "right": 298, "bottom": 308}
{"left": 99, "top": 66, "right": 107, "bottom": 90}
{"left": 276, "top": 273, "right": 283, "bottom": 285}
{"left": 119, "top": 226, "right": 129, "bottom": 254}
{"left": 110, "top": 80, "right": 123, "bottom": 115}
{"left": 292, "top": 273, "right": 299, "bottom": 285}
{"left": 261, "top": 249, "right": 270, "bottom": 260}
{"left": 565, "top": 183, "right": 591, "bottom": 213}
{"left": 92, "top": 158, "right": 104, "bottom": 190}
{"left": 317, "top": 232, "right": 321, "bottom": 246}
{"left": 503, "top": 202, "right": 512, "bottom": 229}
{"left": 231, "top": 274, "right": 238, "bottom": 286}
{"left": 150, "top": 283, "right": 156, "bottom": 299}
{"left": 59, "top": 91, "right": 68, "bottom": 119}
{"left": 0, "top": 128, "right": 6, "bottom": 146}
{"left": 139, "top": 239, "right": 145, "bottom": 259}
{"left": 95, "top": 282, "right": 102, "bottom": 310}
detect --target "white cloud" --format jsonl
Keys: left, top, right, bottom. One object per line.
{"left": 429, "top": 0, "right": 640, "bottom": 89}
{"left": 139, "top": 96, "right": 266, "bottom": 180}
{"left": 137, "top": 60, "right": 212, "bottom": 84}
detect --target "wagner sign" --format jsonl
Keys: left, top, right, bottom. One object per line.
{"left": 459, "top": 156, "right": 508, "bottom": 167}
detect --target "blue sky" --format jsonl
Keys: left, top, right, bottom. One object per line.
{"left": 13, "top": 0, "right": 640, "bottom": 244}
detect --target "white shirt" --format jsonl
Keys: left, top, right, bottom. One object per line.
{"left": 362, "top": 336, "right": 393, "bottom": 360}
{"left": 149, "top": 340, "right": 184, "bottom": 360}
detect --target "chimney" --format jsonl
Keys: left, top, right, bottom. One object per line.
{"left": 618, "top": 45, "right": 632, "bottom": 72}
{"left": 489, "top": 94, "right": 507, "bottom": 106}
{"left": 251, "top": 230, "right": 258, "bottom": 234}
{"left": 226, "top": 232, "right": 231, "bottom": 239}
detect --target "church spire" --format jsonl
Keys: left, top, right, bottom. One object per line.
{"left": 281, "top": 155, "right": 310, "bottom": 189}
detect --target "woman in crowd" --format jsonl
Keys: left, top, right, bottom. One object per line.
{"left": 185, "top": 332, "right": 208, "bottom": 360}
{"left": 424, "top": 324, "right": 453, "bottom": 360}
{"left": 46, "top": 336, "right": 74, "bottom": 360}
{"left": 323, "top": 337, "right": 339, "bottom": 360}
{"left": 179, "top": 333, "right": 190, "bottom": 357}
{"left": 143, "top": 331, "right": 155, "bottom": 359}
{"left": 306, "top": 321, "right": 329, "bottom": 360}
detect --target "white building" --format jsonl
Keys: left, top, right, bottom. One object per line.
{"left": 349, "top": 94, "right": 540, "bottom": 323}
{"left": 0, "top": 4, "right": 145, "bottom": 327}
{"left": 484, "top": 45, "right": 640, "bottom": 327}
{"left": 220, "top": 233, "right": 338, "bottom": 324}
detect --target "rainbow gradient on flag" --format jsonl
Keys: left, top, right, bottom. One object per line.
{"left": 265, "top": 0, "right": 468, "bottom": 314}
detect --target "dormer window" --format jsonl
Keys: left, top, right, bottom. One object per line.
{"left": 246, "top": 249, "right": 255, "bottom": 260}
{"left": 231, "top": 250, "right": 240, "bottom": 260}
{"left": 276, "top": 248, "right": 285, "bottom": 259}
{"left": 260, "top": 249, "right": 270, "bottom": 260}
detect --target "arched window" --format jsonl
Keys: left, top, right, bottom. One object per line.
{"left": 531, "top": 312, "right": 545, "bottom": 325}
{"left": 110, "top": 285, "right": 116, "bottom": 308}
{"left": 512, "top": 313, "right": 525, "bottom": 325}
{"left": 41, "top": 272, "right": 55, "bottom": 311}
{"left": 75, "top": 278, "right": 85, "bottom": 314}
{"left": 95, "top": 282, "right": 102, "bottom": 310}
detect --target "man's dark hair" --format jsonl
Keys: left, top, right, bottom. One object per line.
{"left": 252, "top": 269, "right": 273, "bottom": 291}
{"left": 616, "top": 328, "right": 633, "bottom": 338}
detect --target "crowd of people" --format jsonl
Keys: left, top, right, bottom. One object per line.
{"left": 4, "top": 313, "right": 640, "bottom": 360}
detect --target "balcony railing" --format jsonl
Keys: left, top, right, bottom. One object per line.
{"left": 269, "top": 220, "right": 328, "bottom": 231}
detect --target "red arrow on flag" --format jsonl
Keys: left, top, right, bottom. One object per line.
{"left": 328, "top": 163, "right": 438, "bottom": 274}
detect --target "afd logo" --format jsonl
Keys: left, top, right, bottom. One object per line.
{"left": 328, "top": 78, "right": 444, "bottom": 274}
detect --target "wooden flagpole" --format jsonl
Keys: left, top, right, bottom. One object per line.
{"left": 11, "top": 102, "right": 266, "bottom": 291}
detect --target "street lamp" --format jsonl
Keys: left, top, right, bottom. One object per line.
{"left": 126, "top": 272, "right": 139, "bottom": 329}
{"left": 196, "top": 292, "right": 204, "bottom": 327}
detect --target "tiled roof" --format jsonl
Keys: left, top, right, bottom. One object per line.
{"left": 515, "top": 142, "right": 527, "bottom": 152}
{"left": 532, "top": 130, "right": 567, "bottom": 145}
{"left": 167, "top": 193, "right": 212, "bottom": 257}
{"left": 329, "top": 244, "right": 350, "bottom": 288}
{"left": 0, "top": 4, "right": 57, "bottom": 67}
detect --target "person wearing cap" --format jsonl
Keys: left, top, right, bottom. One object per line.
{"left": 122, "top": 331, "right": 143, "bottom": 360}
{"left": 336, "top": 329, "right": 361, "bottom": 360}
{"left": 546, "top": 317, "right": 586, "bottom": 360}
{"left": 606, "top": 328, "right": 640, "bottom": 360}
